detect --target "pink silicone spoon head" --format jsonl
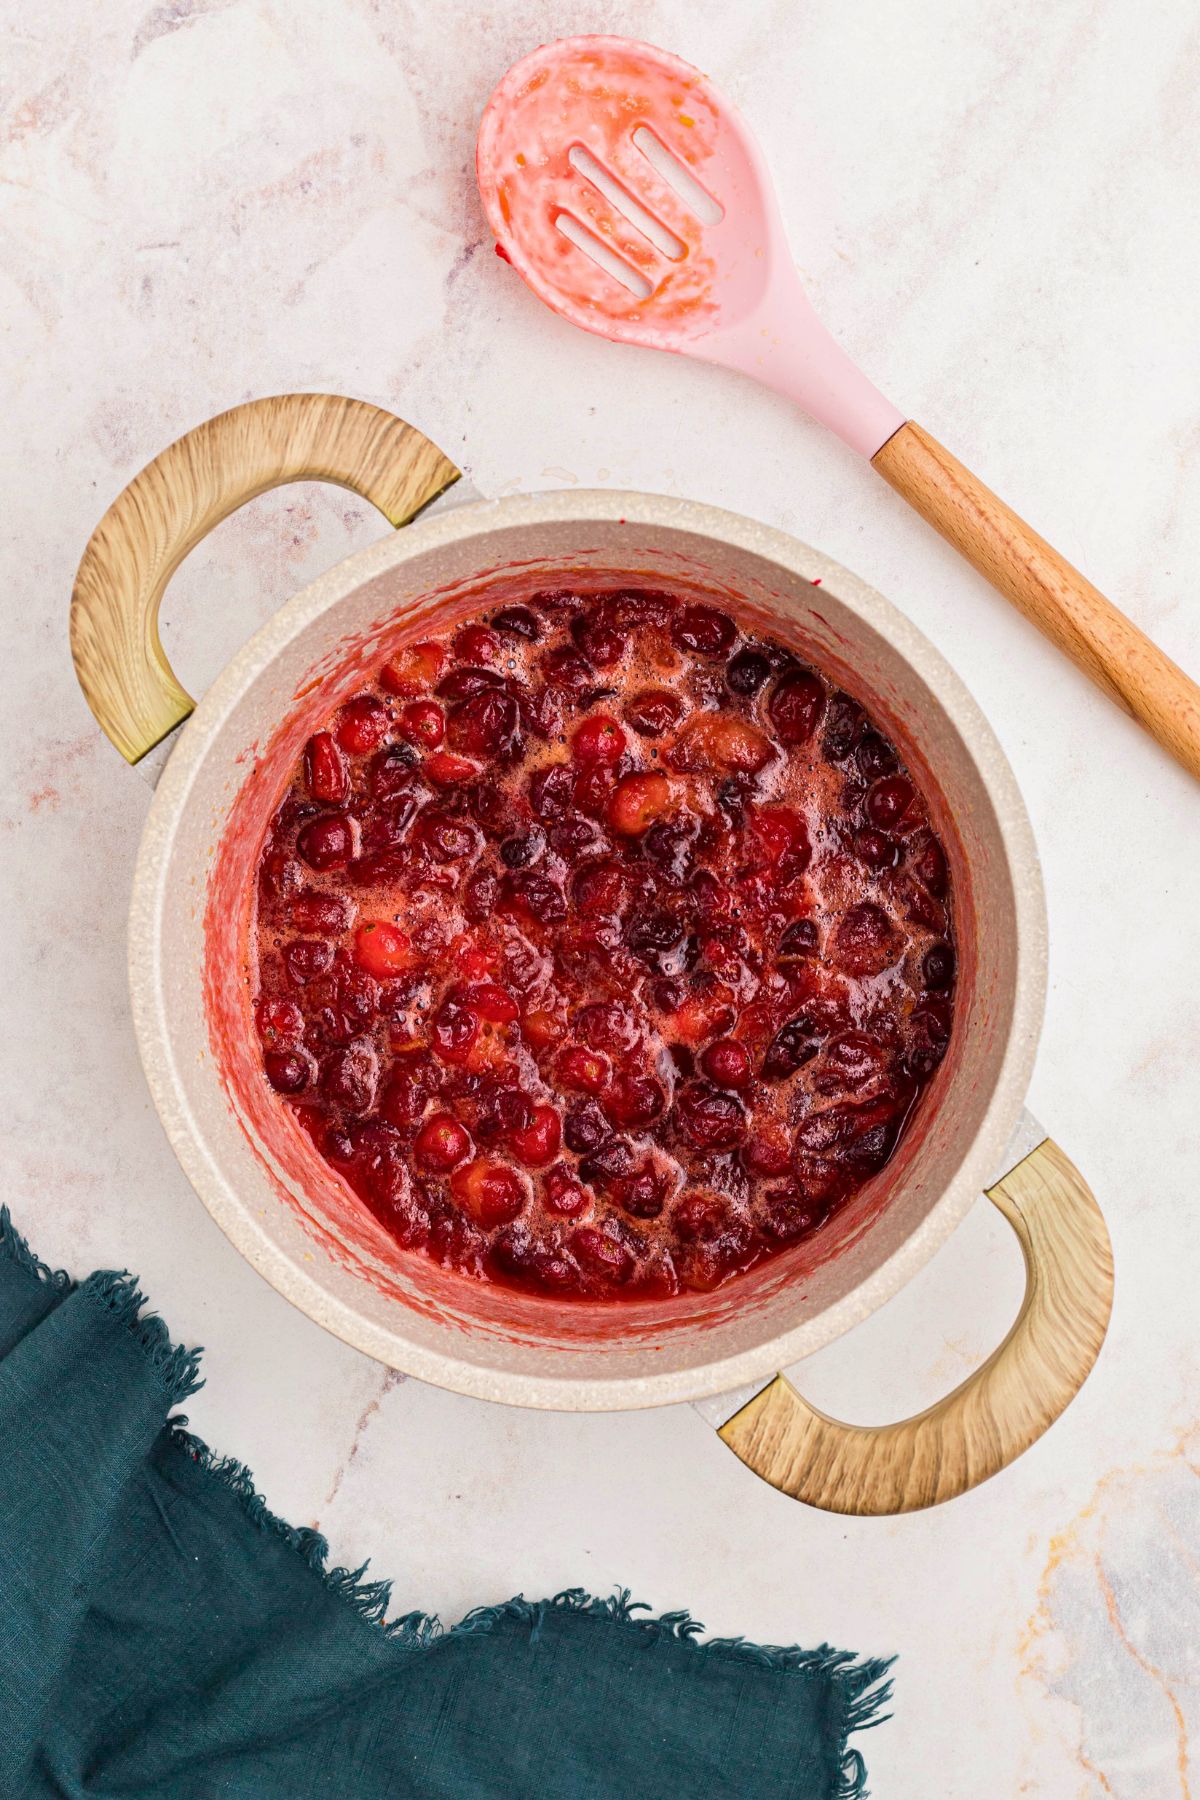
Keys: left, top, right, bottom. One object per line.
{"left": 477, "top": 35, "right": 903, "bottom": 458}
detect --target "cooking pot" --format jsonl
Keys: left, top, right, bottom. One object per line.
{"left": 71, "top": 394, "right": 1112, "bottom": 1514}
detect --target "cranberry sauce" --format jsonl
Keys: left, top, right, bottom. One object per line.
{"left": 249, "top": 588, "right": 956, "bottom": 1300}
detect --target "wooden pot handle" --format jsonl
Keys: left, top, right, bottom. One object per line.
{"left": 872, "top": 422, "right": 1200, "bottom": 780}
{"left": 719, "top": 1138, "right": 1113, "bottom": 1515}
{"left": 70, "top": 393, "right": 461, "bottom": 763}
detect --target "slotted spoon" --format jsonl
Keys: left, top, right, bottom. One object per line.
{"left": 476, "top": 34, "right": 1200, "bottom": 779}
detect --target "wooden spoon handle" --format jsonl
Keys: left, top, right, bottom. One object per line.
{"left": 70, "top": 393, "right": 460, "bottom": 764}
{"left": 719, "top": 1137, "right": 1113, "bottom": 1514}
{"left": 872, "top": 421, "right": 1200, "bottom": 779}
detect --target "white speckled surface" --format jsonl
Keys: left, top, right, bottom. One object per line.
{"left": 3, "top": 2, "right": 1198, "bottom": 1792}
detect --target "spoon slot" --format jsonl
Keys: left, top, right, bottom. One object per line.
{"left": 631, "top": 125, "right": 724, "bottom": 225}
{"left": 567, "top": 145, "right": 686, "bottom": 261}
{"left": 553, "top": 212, "right": 653, "bottom": 298}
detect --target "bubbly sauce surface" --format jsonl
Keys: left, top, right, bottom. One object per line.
{"left": 249, "top": 588, "right": 956, "bottom": 1300}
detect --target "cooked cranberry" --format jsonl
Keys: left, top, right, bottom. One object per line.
{"left": 777, "top": 919, "right": 819, "bottom": 961}
{"left": 816, "top": 1030, "right": 889, "bottom": 1094}
{"left": 368, "top": 744, "right": 419, "bottom": 799}
{"left": 420, "top": 813, "right": 477, "bottom": 862}
{"left": 290, "top": 892, "right": 352, "bottom": 934}
{"left": 564, "top": 1100, "right": 611, "bottom": 1155}
{"left": 605, "top": 1073, "right": 667, "bottom": 1128}
{"left": 463, "top": 866, "right": 500, "bottom": 922}
{"left": 744, "top": 1133, "right": 792, "bottom": 1177}
{"left": 500, "top": 827, "right": 545, "bottom": 868}
{"left": 437, "top": 665, "right": 505, "bottom": 701}
{"left": 669, "top": 714, "right": 774, "bottom": 774}
{"left": 462, "top": 982, "right": 518, "bottom": 1024}
{"left": 529, "top": 762, "right": 573, "bottom": 818}
{"left": 625, "top": 688, "right": 684, "bottom": 737}
{"left": 454, "top": 624, "right": 500, "bottom": 665}
{"left": 398, "top": 700, "right": 445, "bottom": 749}
{"left": 700, "top": 1038, "right": 751, "bottom": 1089}
{"left": 492, "top": 605, "right": 541, "bottom": 641}
{"left": 321, "top": 1040, "right": 379, "bottom": 1113}
{"left": 431, "top": 997, "right": 479, "bottom": 1061}
{"left": 256, "top": 997, "right": 305, "bottom": 1045}
{"left": 761, "top": 1192, "right": 828, "bottom": 1243}
{"left": 336, "top": 695, "right": 390, "bottom": 755}
{"left": 607, "top": 773, "right": 674, "bottom": 835}
{"left": 571, "top": 860, "right": 625, "bottom": 915}
{"left": 381, "top": 641, "right": 445, "bottom": 696}
{"left": 905, "top": 1003, "right": 952, "bottom": 1078}
{"left": 673, "top": 1193, "right": 727, "bottom": 1241}
{"left": 751, "top": 805, "right": 810, "bottom": 871}
{"left": 761, "top": 1018, "right": 818, "bottom": 1081}
{"left": 297, "top": 814, "right": 355, "bottom": 871}
{"left": 625, "top": 909, "right": 685, "bottom": 962}
{"left": 854, "top": 828, "right": 897, "bottom": 870}
{"left": 821, "top": 694, "right": 866, "bottom": 762}
{"left": 619, "top": 1168, "right": 667, "bottom": 1218}
{"left": 572, "top": 714, "right": 627, "bottom": 764}
{"left": 548, "top": 813, "right": 602, "bottom": 858}
{"left": 500, "top": 870, "right": 566, "bottom": 923}
{"left": 908, "top": 832, "right": 948, "bottom": 894}
{"left": 558, "top": 1046, "right": 609, "bottom": 1094}
{"left": 350, "top": 921, "right": 412, "bottom": 978}
{"left": 414, "top": 1114, "right": 471, "bottom": 1172}
{"left": 543, "top": 1163, "right": 590, "bottom": 1216}
{"left": 672, "top": 604, "right": 736, "bottom": 657}
{"left": 265, "top": 1048, "right": 313, "bottom": 1093}
{"left": 448, "top": 690, "right": 520, "bottom": 760}
{"left": 571, "top": 610, "right": 627, "bottom": 666}
{"left": 768, "top": 670, "right": 825, "bottom": 745}
{"left": 856, "top": 732, "right": 898, "bottom": 781}
{"left": 380, "top": 1061, "right": 435, "bottom": 1130}
{"left": 569, "top": 1225, "right": 633, "bottom": 1283}
{"left": 923, "top": 944, "right": 956, "bottom": 990}
{"left": 832, "top": 902, "right": 900, "bottom": 977}
{"left": 283, "top": 938, "right": 336, "bottom": 984}
{"left": 451, "top": 1160, "right": 527, "bottom": 1228}
{"left": 540, "top": 645, "right": 593, "bottom": 689}
{"left": 508, "top": 1105, "right": 562, "bottom": 1167}
{"left": 304, "top": 732, "right": 349, "bottom": 804}
{"left": 866, "top": 776, "right": 916, "bottom": 831}
{"left": 725, "top": 648, "right": 772, "bottom": 696}
{"left": 675, "top": 1080, "right": 746, "bottom": 1149}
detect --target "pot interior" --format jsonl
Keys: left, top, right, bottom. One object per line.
{"left": 136, "top": 498, "right": 1042, "bottom": 1406}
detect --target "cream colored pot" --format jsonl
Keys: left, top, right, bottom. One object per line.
{"left": 71, "top": 395, "right": 1112, "bottom": 1515}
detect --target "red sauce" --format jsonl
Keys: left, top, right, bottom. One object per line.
{"left": 249, "top": 588, "right": 955, "bottom": 1300}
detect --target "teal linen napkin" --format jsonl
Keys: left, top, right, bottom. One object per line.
{"left": 0, "top": 1209, "right": 892, "bottom": 1798}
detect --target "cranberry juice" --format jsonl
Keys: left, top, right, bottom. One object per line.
{"left": 249, "top": 588, "right": 955, "bottom": 1299}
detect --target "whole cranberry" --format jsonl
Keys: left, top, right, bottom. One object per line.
{"left": 624, "top": 688, "right": 684, "bottom": 737}
{"left": 454, "top": 624, "right": 500, "bottom": 665}
{"left": 336, "top": 695, "right": 391, "bottom": 755}
{"left": 572, "top": 860, "right": 625, "bottom": 915}
{"left": 674, "top": 1080, "right": 747, "bottom": 1150}
{"left": 304, "top": 732, "right": 349, "bottom": 804}
{"left": 500, "top": 827, "right": 545, "bottom": 869}
{"left": 264, "top": 1049, "right": 313, "bottom": 1094}
{"left": 768, "top": 671, "right": 826, "bottom": 745}
{"left": 832, "top": 902, "right": 900, "bottom": 978}
{"left": 673, "top": 1193, "right": 727, "bottom": 1242}
{"left": 569, "top": 1226, "right": 634, "bottom": 1283}
{"left": 854, "top": 828, "right": 897, "bottom": 870}
{"left": 572, "top": 714, "right": 627, "bottom": 764}
{"left": 414, "top": 1114, "right": 471, "bottom": 1173}
{"left": 399, "top": 700, "right": 445, "bottom": 749}
{"left": 922, "top": 943, "right": 956, "bottom": 991}
{"left": 866, "top": 776, "right": 916, "bottom": 831}
{"left": 437, "top": 665, "right": 505, "bottom": 700}
{"left": 821, "top": 694, "right": 866, "bottom": 762}
{"left": 761, "top": 1018, "right": 818, "bottom": 1081}
{"left": 529, "top": 762, "right": 573, "bottom": 819}
{"left": 564, "top": 1100, "right": 611, "bottom": 1155}
{"left": 297, "top": 814, "right": 355, "bottom": 872}
{"left": 672, "top": 604, "right": 737, "bottom": 657}
{"left": 724, "top": 648, "right": 772, "bottom": 696}
{"left": 700, "top": 1038, "right": 752, "bottom": 1090}
{"left": 509, "top": 1105, "right": 562, "bottom": 1167}
{"left": 463, "top": 866, "right": 500, "bottom": 922}
{"left": 320, "top": 1040, "right": 379, "bottom": 1114}
{"left": 282, "top": 938, "right": 336, "bottom": 984}
{"left": 605, "top": 1073, "right": 667, "bottom": 1128}
{"left": 908, "top": 832, "right": 948, "bottom": 895}
{"left": 289, "top": 892, "right": 352, "bottom": 934}
{"left": 368, "top": 744, "right": 419, "bottom": 800}
{"left": 449, "top": 690, "right": 521, "bottom": 760}
{"left": 542, "top": 1163, "right": 589, "bottom": 1217}
{"left": 856, "top": 732, "right": 898, "bottom": 781}
{"left": 776, "top": 918, "right": 819, "bottom": 961}
{"left": 571, "top": 609, "right": 627, "bottom": 666}
{"left": 491, "top": 605, "right": 541, "bottom": 641}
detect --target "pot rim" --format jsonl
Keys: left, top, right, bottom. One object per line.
{"left": 129, "top": 488, "right": 1046, "bottom": 1410}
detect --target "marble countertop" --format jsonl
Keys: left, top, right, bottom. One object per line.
{"left": 4, "top": 1, "right": 1198, "bottom": 1792}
